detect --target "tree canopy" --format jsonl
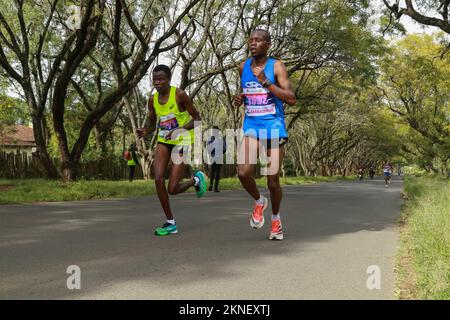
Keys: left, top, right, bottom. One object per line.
{"left": 0, "top": 0, "right": 448, "bottom": 180}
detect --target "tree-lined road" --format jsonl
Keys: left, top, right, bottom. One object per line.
{"left": 0, "top": 178, "right": 402, "bottom": 299}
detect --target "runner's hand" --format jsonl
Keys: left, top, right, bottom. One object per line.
{"left": 252, "top": 66, "right": 266, "bottom": 84}
{"left": 234, "top": 93, "right": 244, "bottom": 106}
{"left": 164, "top": 129, "right": 175, "bottom": 140}
{"left": 165, "top": 128, "right": 187, "bottom": 140}
{"left": 137, "top": 128, "right": 147, "bottom": 139}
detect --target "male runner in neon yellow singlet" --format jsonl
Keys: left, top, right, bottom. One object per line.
{"left": 137, "top": 65, "right": 207, "bottom": 236}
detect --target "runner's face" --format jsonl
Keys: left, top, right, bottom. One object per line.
{"left": 152, "top": 71, "right": 170, "bottom": 93}
{"left": 248, "top": 32, "right": 270, "bottom": 57}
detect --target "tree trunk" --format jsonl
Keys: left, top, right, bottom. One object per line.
{"left": 61, "top": 158, "right": 78, "bottom": 182}
{"left": 122, "top": 120, "right": 126, "bottom": 155}
{"left": 33, "top": 151, "right": 59, "bottom": 179}
{"left": 31, "top": 116, "right": 59, "bottom": 179}
{"left": 139, "top": 153, "right": 153, "bottom": 179}
{"left": 122, "top": 96, "right": 158, "bottom": 180}
{"left": 441, "top": 158, "right": 448, "bottom": 177}
{"left": 93, "top": 126, "right": 105, "bottom": 154}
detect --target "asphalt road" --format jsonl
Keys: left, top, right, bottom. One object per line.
{"left": 0, "top": 177, "right": 402, "bottom": 299}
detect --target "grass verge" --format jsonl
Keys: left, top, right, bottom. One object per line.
{"left": 396, "top": 175, "right": 450, "bottom": 299}
{"left": 0, "top": 175, "right": 351, "bottom": 205}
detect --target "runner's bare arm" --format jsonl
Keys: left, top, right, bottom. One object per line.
{"left": 234, "top": 61, "right": 246, "bottom": 106}
{"left": 177, "top": 89, "right": 201, "bottom": 131}
{"left": 238, "top": 61, "right": 245, "bottom": 76}
{"left": 137, "top": 96, "right": 157, "bottom": 138}
{"left": 269, "top": 60, "right": 296, "bottom": 106}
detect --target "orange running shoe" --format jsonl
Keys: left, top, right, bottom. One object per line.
{"left": 250, "top": 195, "right": 268, "bottom": 229}
{"left": 269, "top": 218, "right": 283, "bottom": 240}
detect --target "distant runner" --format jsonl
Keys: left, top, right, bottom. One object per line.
{"left": 382, "top": 161, "right": 393, "bottom": 187}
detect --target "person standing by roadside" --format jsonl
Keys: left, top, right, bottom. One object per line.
{"left": 207, "top": 126, "right": 226, "bottom": 192}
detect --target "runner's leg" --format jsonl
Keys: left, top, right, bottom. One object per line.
{"left": 238, "top": 136, "right": 268, "bottom": 229}
{"left": 266, "top": 143, "right": 285, "bottom": 240}
{"left": 237, "top": 136, "right": 260, "bottom": 200}
{"left": 266, "top": 145, "right": 284, "bottom": 215}
{"left": 153, "top": 143, "right": 173, "bottom": 220}
{"left": 167, "top": 156, "right": 195, "bottom": 195}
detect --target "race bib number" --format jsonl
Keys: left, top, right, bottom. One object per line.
{"left": 159, "top": 114, "right": 179, "bottom": 138}
{"left": 243, "top": 86, "right": 276, "bottom": 117}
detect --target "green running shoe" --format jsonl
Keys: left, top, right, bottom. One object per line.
{"left": 194, "top": 170, "right": 207, "bottom": 198}
{"left": 154, "top": 222, "right": 178, "bottom": 236}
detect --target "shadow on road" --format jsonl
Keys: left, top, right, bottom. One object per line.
{"left": 0, "top": 177, "right": 403, "bottom": 299}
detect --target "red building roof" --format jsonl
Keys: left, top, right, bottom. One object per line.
{"left": 1, "top": 124, "right": 36, "bottom": 147}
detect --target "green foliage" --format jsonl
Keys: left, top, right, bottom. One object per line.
{"left": 380, "top": 34, "right": 450, "bottom": 175}
{"left": 1, "top": 0, "right": 447, "bottom": 180}
{"left": 0, "top": 94, "right": 29, "bottom": 125}
{"left": 366, "top": 107, "right": 403, "bottom": 156}
{"left": 0, "top": 94, "right": 30, "bottom": 144}
{"left": 271, "top": 0, "right": 384, "bottom": 80}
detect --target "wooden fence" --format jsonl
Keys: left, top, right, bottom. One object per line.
{"left": 0, "top": 151, "right": 43, "bottom": 179}
{"left": 0, "top": 151, "right": 140, "bottom": 180}
{"left": 0, "top": 150, "right": 243, "bottom": 180}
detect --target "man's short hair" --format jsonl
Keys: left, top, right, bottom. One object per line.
{"left": 153, "top": 64, "right": 172, "bottom": 79}
{"left": 252, "top": 29, "right": 271, "bottom": 43}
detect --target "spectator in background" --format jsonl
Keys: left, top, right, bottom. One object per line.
{"left": 124, "top": 143, "right": 140, "bottom": 182}
{"left": 369, "top": 166, "right": 375, "bottom": 179}
{"left": 207, "top": 126, "right": 226, "bottom": 192}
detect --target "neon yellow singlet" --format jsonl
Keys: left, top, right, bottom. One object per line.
{"left": 153, "top": 86, "right": 193, "bottom": 145}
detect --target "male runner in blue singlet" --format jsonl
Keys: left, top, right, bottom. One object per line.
{"left": 234, "top": 29, "right": 296, "bottom": 240}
